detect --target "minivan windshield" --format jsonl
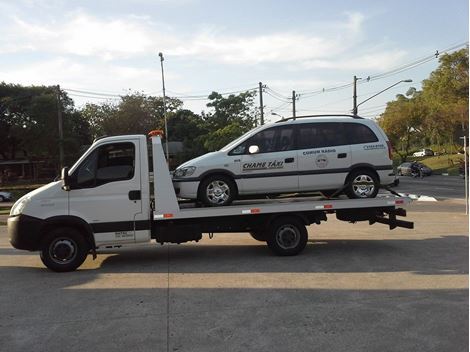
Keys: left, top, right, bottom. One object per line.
{"left": 219, "top": 124, "right": 268, "bottom": 152}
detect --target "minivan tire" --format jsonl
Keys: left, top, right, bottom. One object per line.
{"left": 199, "top": 174, "right": 237, "bottom": 206}
{"left": 40, "top": 227, "right": 90, "bottom": 272}
{"left": 345, "top": 169, "right": 379, "bottom": 199}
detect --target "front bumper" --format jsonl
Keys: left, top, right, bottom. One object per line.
{"left": 8, "top": 214, "right": 45, "bottom": 251}
{"left": 172, "top": 180, "right": 199, "bottom": 199}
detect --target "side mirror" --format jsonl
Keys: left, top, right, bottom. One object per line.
{"left": 248, "top": 145, "right": 260, "bottom": 154}
{"left": 61, "top": 166, "right": 70, "bottom": 191}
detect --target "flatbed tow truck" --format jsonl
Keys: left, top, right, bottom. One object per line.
{"left": 7, "top": 131, "right": 413, "bottom": 272}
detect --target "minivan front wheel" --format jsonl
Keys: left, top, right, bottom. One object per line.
{"left": 345, "top": 170, "right": 379, "bottom": 199}
{"left": 199, "top": 175, "right": 237, "bottom": 206}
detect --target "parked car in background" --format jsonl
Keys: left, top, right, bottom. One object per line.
{"left": 413, "top": 148, "right": 434, "bottom": 157}
{"left": 397, "top": 162, "right": 432, "bottom": 176}
{"left": 0, "top": 191, "right": 13, "bottom": 202}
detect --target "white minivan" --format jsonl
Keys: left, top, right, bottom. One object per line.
{"left": 172, "top": 115, "right": 395, "bottom": 206}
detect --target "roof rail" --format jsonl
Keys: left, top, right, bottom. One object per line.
{"left": 275, "top": 114, "right": 364, "bottom": 123}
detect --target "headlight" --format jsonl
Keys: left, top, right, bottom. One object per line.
{"left": 174, "top": 166, "right": 196, "bottom": 178}
{"left": 10, "top": 197, "right": 30, "bottom": 216}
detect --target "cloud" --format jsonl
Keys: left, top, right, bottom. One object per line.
{"left": 1, "top": 10, "right": 374, "bottom": 66}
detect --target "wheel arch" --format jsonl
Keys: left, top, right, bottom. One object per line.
{"left": 346, "top": 163, "right": 380, "bottom": 183}
{"left": 197, "top": 170, "right": 239, "bottom": 198}
{"left": 42, "top": 216, "right": 96, "bottom": 250}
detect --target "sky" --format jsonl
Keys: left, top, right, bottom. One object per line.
{"left": 0, "top": 0, "right": 468, "bottom": 123}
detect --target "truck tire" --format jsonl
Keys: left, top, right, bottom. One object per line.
{"left": 266, "top": 217, "right": 308, "bottom": 256}
{"left": 40, "top": 227, "right": 90, "bottom": 272}
{"left": 199, "top": 175, "right": 237, "bottom": 206}
{"left": 250, "top": 231, "right": 268, "bottom": 242}
{"left": 345, "top": 169, "right": 379, "bottom": 199}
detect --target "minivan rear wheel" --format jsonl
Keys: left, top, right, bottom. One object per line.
{"left": 199, "top": 175, "right": 237, "bottom": 206}
{"left": 345, "top": 169, "right": 379, "bottom": 199}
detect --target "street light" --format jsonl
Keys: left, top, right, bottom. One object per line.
{"left": 354, "top": 79, "right": 412, "bottom": 115}
{"left": 158, "top": 52, "right": 169, "bottom": 161}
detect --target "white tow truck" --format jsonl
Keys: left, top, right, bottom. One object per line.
{"left": 8, "top": 131, "right": 413, "bottom": 272}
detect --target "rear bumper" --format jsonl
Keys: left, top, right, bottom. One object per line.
{"left": 8, "top": 214, "right": 45, "bottom": 251}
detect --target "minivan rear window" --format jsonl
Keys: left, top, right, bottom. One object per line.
{"left": 345, "top": 123, "right": 378, "bottom": 144}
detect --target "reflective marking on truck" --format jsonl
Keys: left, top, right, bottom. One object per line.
{"left": 155, "top": 213, "right": 174, "bottom": 219}
{"left": 241, "top": 208, "right": 261, "bottom": 214}
{"left": 315, "top": 204, "right": 333, "bottom": 209}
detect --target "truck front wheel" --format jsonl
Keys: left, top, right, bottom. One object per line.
{"left": 40, "top": 227, "right": 90, "bottom": 272}
{"left": 266, "top": 217, "right": 308, "bottom": 256}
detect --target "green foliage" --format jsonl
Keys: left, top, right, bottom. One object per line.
{"left": 379, "top": 48, "right": 469, "bottom": 162}
{"left": 82, "top": 93, "right": 183, "bottom": 139}
{"left": 1, "top": 82, "right": 258, "bottom": 171}
{"left": 201, "top": 91, "right": 257, "bottom": 150}
{"left": 0, "top": 82, "right": 91, "bottom": 166}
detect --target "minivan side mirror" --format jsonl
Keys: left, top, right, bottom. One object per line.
{"left": 61, "top": 166, "right": 70, "bottom": 191}
{"left": 248, "top": 145, "right": 260, "bottom": 154}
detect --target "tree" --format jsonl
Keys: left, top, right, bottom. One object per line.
{"left": 378, "top": 90, "right": 424, "bottom": 162}
{"left": 201, "top": 91, "right": 257, "bottom": 151}
{"left": 379, "top": 48, "right": 469, "bottom": 158}
{"left": 422, "top": 48, "right": 469, "bottom": 145}
{"left": 0, "top": 83, "right": 90, "bottom": 166}
{"left": 81, "top": 93, "right": 183, "bottom": 139}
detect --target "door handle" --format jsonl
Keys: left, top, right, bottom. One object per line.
{"left": 337, "top": 153, "right": 347, "bottom": 159}
{"left": 285, "top": 157, "right": 295, "bottom": 163}
{"left": 128, "top": 190, "right": 141, "bottom": 200}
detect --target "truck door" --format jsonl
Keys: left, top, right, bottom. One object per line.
{"left": 68, "top": 139, "right": 143, "bottom": 246}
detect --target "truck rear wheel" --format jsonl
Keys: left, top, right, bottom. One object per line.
{"left": 266, "top": 217, "right": 307, "bottom": 256}
{"left": 40, "top": 227, "right": 89, "bottom": 272}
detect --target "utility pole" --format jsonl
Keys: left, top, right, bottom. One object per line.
{"left": 352, "top": 75, "right": 359, "bottom": 115}
{"left": 56, "top": 85, "right": 64, "bottom": 170}
{"left": 259, "top": 82, "right": 264, "bottom": 125}
{"left": 292, "top": 90, "right": 296, "bottom": 119}
{"left": 158, "top": 52, "right": 169, "bottom": 161}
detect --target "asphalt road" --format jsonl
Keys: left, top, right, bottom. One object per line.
{"left": 394, "top": 175, "right": 466, "bottom": 200}
{"left": 0, "top": 200, "right": 468, "bottom": 352}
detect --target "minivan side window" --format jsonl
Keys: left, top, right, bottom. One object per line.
{"left": 297, "top": 123, "right": 347, "bottom": 149}
{"left": 74, "top": 142, "right": 135, "bottom": 188}
{"left": 344, "top": 123, "right": 378, "bottom": 144}
{"left": 229, "top": 126, "right": 295, "bottom": 155}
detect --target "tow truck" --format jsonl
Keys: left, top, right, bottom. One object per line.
{"left": 7, "top": 131, "right": 413, "bottom": 272}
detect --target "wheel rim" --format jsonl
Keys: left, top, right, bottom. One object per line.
{"left": 49, "top": 237, "right": 77, "bottom": 265}
{"left": 206, "top": 180, "right": 230, "bottom": 205}
{"left": 276, "top": 225, "right": 300, "bottom": 250}
{"left": 352, "top": 174, "right": 375, "bottom": 198}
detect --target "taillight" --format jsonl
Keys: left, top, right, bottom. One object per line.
{"left": 386, "top": 141, "right": 393, "bottom": 160}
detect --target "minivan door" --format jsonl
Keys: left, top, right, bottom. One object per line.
{"left": 68, "top": 139, "right": 143, "bottom": 246}
{"left": 239, "top": 125, "right": 298, "bottom": 194}
{"left": 297, "top": 122, "right": 351, "bottom": 191}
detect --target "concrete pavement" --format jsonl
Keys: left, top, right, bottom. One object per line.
{"left": 0, "top": 200, "right": 468, "bottom": 351}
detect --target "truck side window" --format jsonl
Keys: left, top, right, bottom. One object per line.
{"left": 74, "top": 142, "right": 135, "bottom": 188}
